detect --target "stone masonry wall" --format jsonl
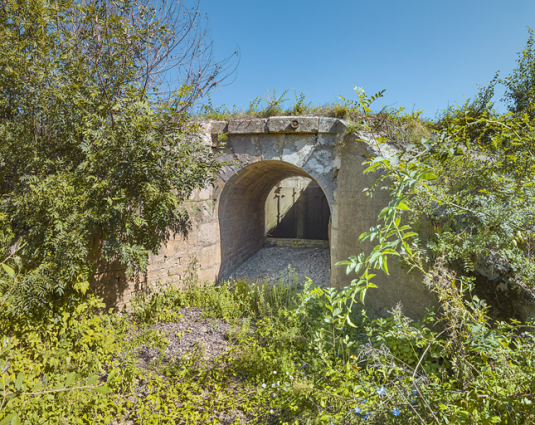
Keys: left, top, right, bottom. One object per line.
{"left": 92, "top": 116, "right": 438, "bottom": 320}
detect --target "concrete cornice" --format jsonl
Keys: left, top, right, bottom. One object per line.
{"left": 206, "top": 116, "right": 349, "bottom": 136}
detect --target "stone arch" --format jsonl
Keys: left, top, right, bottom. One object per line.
{"left": 216, "top": 159, "right": 333, "bottom": 281}
{"left": 96, "top": 116, "right": 439, "bottom": 320}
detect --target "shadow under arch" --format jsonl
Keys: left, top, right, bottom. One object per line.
{"left": 217, "top": 160, "right": 332, "bottom": 281}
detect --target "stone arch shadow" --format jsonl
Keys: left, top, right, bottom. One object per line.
{"left": 216, "top": 159, "right": 333, "bottom": 282}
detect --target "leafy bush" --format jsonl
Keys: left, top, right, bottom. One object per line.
{"left": 0, "top": 0, "right": 223, "bottom": 313}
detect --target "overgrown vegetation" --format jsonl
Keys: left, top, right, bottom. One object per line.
{"left": 2, "top": 269, "right": 535, "bottom": 424}
{"left": 197, "top": 88, "right": 425, "bottom": 124}
{"left": 0, "top": 0, "right": 228, "bottom": 313}
{"left": 2, "top": 0, "right": 535, "bottom": 421}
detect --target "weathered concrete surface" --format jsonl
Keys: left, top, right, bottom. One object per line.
{"left": 93, "top": 116, "right": 436, "bottom": 319}
{"left": 331, "top": 134, "right": 437, "bottom": 318}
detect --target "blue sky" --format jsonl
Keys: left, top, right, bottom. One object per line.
{"left": 196, "top": 0, "right": 535, "bottom": 120}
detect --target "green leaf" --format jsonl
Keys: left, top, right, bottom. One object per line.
{"left": 369, "top": 250, "right": 381, "bottom": 265}
{"left": 345, "top": 264, "right": 353, "bottom": 275}
{"left": 0, "top": 414, "right": 15, "bottom": 425}
{"left": 106, "top": 370, "right": 117, "bottom": 383}
{"left": 405, "top": 143, "right": 416, "bottom": 152}
{"left": 95, "top": 385, "right": 112, "bottom": 395}
{"left": 64, "top": 372, "right": 76, "bottom": 388}
{"left": 85, "top": 375, "right": 99, "bottom": 386}
{"left": 420, "top": 172, "right": 437, "bottom": 180}
{"left": 381, "top": 256, "right": 389, "bottom": 275}
{"left": 402, "top": 241, "right": 412, "bottom": 256}
{"left": 32, "top": 380, "right": 43, "bottom": 393}
{"left": 11, "top": 415, "right": 20, "bottom": 425}
{"left": 73, "top": 280, "right": 89, "bottom": 294}
{"left": 378, "top": 206, "right": 391, "bottom": 220}
{"left": 364, "top": 162, "right": 384, "bottom": 174}
{"left": 354, "top": 262, "right": 364, "bottom": 276}
{"left": 1, "top": 264, "right": 15, "bottom": 279}
{"left": 15, "top": 372, "right": 23, "bottom": 391}
{"left": 396, "top": 202, "right": 411, "bottom": 211}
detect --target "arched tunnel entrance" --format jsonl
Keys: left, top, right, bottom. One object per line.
{"left": 217, "top": 160, "right": 331, "bottom": 284}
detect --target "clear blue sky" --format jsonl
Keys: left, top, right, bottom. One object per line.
{"left": 196, "top": 0, "right": 535, "bottom": 120}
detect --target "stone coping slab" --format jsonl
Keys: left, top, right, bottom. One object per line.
{"left": 208, "top": 117, "right": 344, "bottom": 135}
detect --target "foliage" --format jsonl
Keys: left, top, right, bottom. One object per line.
{"left": 3, "top": 21, "right": 535, "bottom": 421}
{"left": 0, "top": 0, "right": 224, "bottom": 312}
{"left": 1, "top": 259, "right": 534, "bottom": 424}
{"left": 196, "top": 87, "right": 395, "bottom": 120}
{"left": 130, "top": 268, "right": 302, "bottom": 325}
{"left": 0, "top": 265, "right": 117, "bottom": 425}
{"left": 334, "top": 86, "right": 535, "bottom": 422}
{"left": 502, "top": 27, "right": 535, "bottom": 116}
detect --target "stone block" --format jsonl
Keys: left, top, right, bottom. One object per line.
{"left": 210, "top": 120, "right": 228, "bottom": 135}
{"left": 199, "top": 245, "right": 219, "bottom": 267}
{"left": 268, "top": 117, "right": 319, "bottom": 133}
{"left": 228, "top": 119, "right": 268, "bottom": 134}
{"left": 192, "top": 186, "right": 214, "bottom": 202}
{"left": 167, "top": 265, "right": 189, "bottom": 277}
{"left": 210, "top": 121, "right": 229, "bottom": 147}
{"left": 197, "top": 222, "right": 218, "bottom": 246}
{"left": 318, "top": 118, "right": 338, "bottom": 134}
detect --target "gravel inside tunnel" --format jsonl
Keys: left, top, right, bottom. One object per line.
{"left": 229, "top": 246, "right": 330, "bottom": 287}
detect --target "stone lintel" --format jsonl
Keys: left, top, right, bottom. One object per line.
{"left": 228, "top": 119, "right": 268, "bottom": 134}
{"left": 267, "top": 117, "right": 319, "bottom": 133}
{"left": 216, "top": 117, "right": 344, "bottom": 135}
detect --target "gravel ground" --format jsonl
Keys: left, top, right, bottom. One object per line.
{"left": 137, "top": 308, "right": 235, "bottom": 367}
{"left": 229, "top": 246, "right": 330, "bottom": 287}
{"left": 119, "top": 309, "right": 249, "bottom": 425}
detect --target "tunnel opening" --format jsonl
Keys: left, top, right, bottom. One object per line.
{"left": 265, "top": 176, "right": 330, "bottom": 241}
{"left": 217, "top": 161, "right": 331, "bottom": 284}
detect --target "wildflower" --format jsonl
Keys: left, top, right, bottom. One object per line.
{"left": 289, "top": 375, "right": 294, "bottom": 380}
{"left": 413, "top": 389, "right": 418, "bottom": 395}
{"left": 277, "top": 381, "right": 280, "bottom": 386}
{"left": 362, "top": 413, "right": 370, "bottom": 420}
{"left": 392, "top": 407, "right": 401, "bottom": 416}
{"left": 377, "top": 386, "right": 386, "bottom": 396}
{"left": 273, "top": 370, "right": 277, "bottom": 375}
{"left": 262, "top": 383, "right": 266, "bottom": 389}
{"left": 354, "top": 407, "right": 361, "bottom": 414}
{"left": 272, "top": 383, "right": 276, "bottom": 388}
{"left": 272, "top": 392, "right": 278, "bottom": 398}
{"left": 269, "top": 409, "right": 274, "bottom": 414}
